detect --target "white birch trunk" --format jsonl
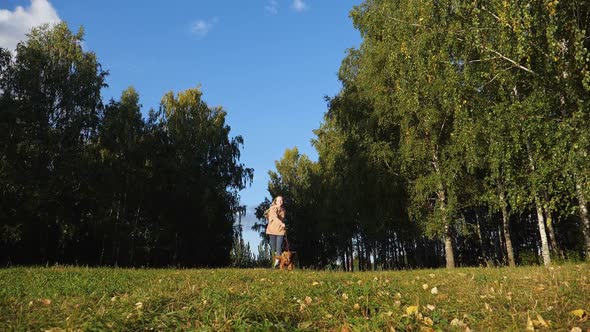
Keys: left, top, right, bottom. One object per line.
{"left": 575, "top": 177, "right": 590, "bottom": 261}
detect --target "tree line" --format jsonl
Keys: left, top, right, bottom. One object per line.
{"left": 0, "top": 23, "right": 253, "bottom": 267}
{"left": 256, "top": 0, "right": 590, "bottom": 270}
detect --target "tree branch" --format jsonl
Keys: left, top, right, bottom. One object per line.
{"left": 483, "top": 47, "right": 536, "bottom": 74}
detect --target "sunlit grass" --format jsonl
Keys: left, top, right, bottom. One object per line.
{"left": 1, "top": 264, "right": 589, "bottom": 331}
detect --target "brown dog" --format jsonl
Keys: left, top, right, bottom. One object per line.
{"left": 276, "top": 251, "right": 295, "bottom": 271}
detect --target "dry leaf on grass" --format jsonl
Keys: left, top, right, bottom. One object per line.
{"left": 298, "top": 322, "right": 312, "bottom": 329}
{"left": 570, "top": 309, "right": 587, "bottom": 319}
{"left": 430, "top": 287, "right": 438, "bottom": 295}
{"left": 533, "top": 314, "right": 549, "bottom": 328}
{"left": 339, "top": 324, "right": 352, "bottom": 332}
{"left": 450, "top": 318, "right": 468, "bottom": 328}
{"left": 406, "top": 305, "right": 418, "bottom": 315}
{"left": 526, "top": 315, "right": 535, "bottom": 331}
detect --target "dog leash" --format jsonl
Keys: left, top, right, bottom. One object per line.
{"left": 283, "top": 233, "right": 290, "bottom": 252}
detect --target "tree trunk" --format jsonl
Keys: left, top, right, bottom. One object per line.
{"left": 526, "top": 140, "right": 551, "bottom": 266}
{"left": 499, "top": 190, "right": 515, "bottom": 267}
{"left": 444, "top": 224, "right": 455, "bottom": 268}
{"left": 534, "top": 196, "right": 551, "bottom": 266}
{"left": 475, "top": 212, "right": 486, "bottom": 263}
{"left": 543, "top": 206, "right": 561, "bottom": 259}
{"left": 432, "top": 154, "right": 455, "bottom": 269}
{"left": 349, "top": 239, "right": 354, "bottom": 272}
{"left": 356, "top": 235, "right": 363, "bottom": 271}
{"left": 575, "top": 177, "right": 590, "bottom": 261}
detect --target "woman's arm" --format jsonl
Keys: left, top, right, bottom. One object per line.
{"left": 269, "top": 207, "right": 286, "bottom": 229}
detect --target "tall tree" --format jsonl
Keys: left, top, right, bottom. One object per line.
{"left": 0, "top": 22, "right": 107, "bottom": 264}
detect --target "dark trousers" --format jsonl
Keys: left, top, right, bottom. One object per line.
{"left": 269, "top": 235, "right": 284, "bottom": 256}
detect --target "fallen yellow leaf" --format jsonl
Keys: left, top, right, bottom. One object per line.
{"left": 406, "top": 305, "right": 418, "bottom": 315}
{"left": 570, "top": 309, "right": 587, "bottom": 318}
{"left": 535, "top": 314, "right": 549, "bottom": 327}
{"left": 526, "top": 315, "right": 535, "bottom": 331}
{"left": 305, "top": 296, "right": 312, "bottom": 305}
{"left": 422, "top": 283, "right": 429, "bottom": 290}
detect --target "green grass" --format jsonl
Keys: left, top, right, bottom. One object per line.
{"left": 1, "top": 264, "right": 589, "bottom": 331}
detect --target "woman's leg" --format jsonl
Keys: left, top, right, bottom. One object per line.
{"left": 276, "top": 235, "right": 284, "bottom": 256}
{"left": 269, "top": 235, "right": 277, "bottom": 255}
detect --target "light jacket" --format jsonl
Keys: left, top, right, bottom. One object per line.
{"left": 265, "top": 205, "right": 286, "bottom": 236}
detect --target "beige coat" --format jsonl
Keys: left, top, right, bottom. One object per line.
{"left": 265, "top": 205, "right": 286, "bottom": 235}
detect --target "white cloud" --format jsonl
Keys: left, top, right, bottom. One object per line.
{"left": 264, "top": 0, "right": 279, "bottom": 15}
{"left": 292, "top": 0, "right": 308, "bottom": 12}
{"left": 0, "top": 0, "right": 60, "bottom": 51}
{"left": 191, "top": 17, "right": 218, "bottom": 38}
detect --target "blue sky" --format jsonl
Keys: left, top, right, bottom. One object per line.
{"left": 0, "top": 0, "right": 362, "bottom": 249}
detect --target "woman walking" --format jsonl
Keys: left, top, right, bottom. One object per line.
{"left": 265, "top": 196, "right": 286, "bottom": 268}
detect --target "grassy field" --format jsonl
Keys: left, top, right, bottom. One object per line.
{"left": 1, "top": 264, "right": 589, "bottom": 331}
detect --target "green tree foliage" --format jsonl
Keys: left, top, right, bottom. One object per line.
{"left": 0, "top": 23, "right": 252, "bottom": 267}
{"left": 259, "top": 0, "right": 590, "bottom": 269}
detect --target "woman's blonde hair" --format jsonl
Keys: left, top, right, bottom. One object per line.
{"left": 271, "top": 196, "right": 283, "bottom": 206}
